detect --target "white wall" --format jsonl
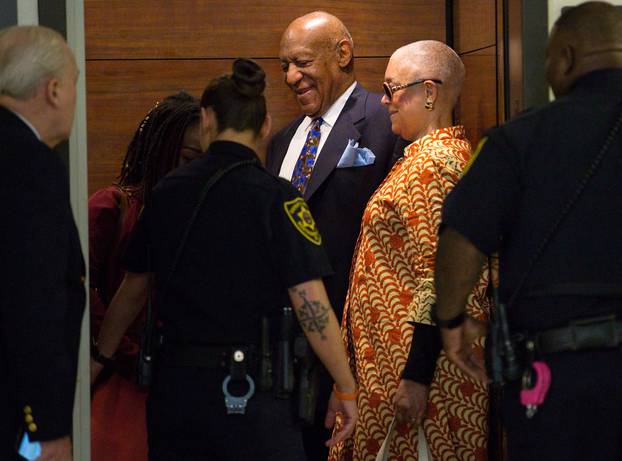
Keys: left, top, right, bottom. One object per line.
{"left": 65, "top": 0, "right": 90, "bottom": 459}
{"left": 16, "top": 0, "right": 38, "bottom": 25}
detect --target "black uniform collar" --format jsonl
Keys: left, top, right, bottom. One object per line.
{"left": 569, "top": 68, "right": 622, "bottom": 98}
{"left": 206, "top": 140, "right": 260, "bottom": 162}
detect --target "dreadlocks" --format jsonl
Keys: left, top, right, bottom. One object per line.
{"left": 117, "top": 91, "right": 200, "bottom": 206}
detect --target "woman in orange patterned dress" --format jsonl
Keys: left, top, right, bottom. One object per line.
{"left": 331, "top": 41, "right": 491, "bottom": 461}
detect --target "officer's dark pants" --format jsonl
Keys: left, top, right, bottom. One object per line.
{"left": 503, "top": 347, "right": 622, "bottom": 461}
{"left": 146, "top": 365, "right": 306, "bottom": 461}
{"left": 300, "top": 365, "right": 332, "bottom": 461}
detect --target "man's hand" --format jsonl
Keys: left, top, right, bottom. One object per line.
{"left": 394, "top": 379, "right": 429, "bottom": 426}
{"left": 324, "top": 390, "right": 358, "bottom": 446}
{"left": 38, "top": 435, "right": 72, "bottom": 461}
{"left": 90, "top": 358, "right": 104, "bottom": 385}
{"left": 441, "top": 316, "right": 488, "bottom": 383}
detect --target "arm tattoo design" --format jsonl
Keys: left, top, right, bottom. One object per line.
{"left": 294, "top": 289, "right": 329, "bottom": 340}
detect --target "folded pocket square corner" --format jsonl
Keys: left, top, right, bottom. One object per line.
{"left": 337, "top": 139, "right": 376, "bottom": 168}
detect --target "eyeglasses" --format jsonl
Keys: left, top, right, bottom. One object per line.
{"left": 382, "top": 79, "right": 443, "bottom": 101}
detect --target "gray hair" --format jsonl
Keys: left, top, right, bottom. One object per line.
{"left": 0, "top": 25, "right": 70, "bottom": 100}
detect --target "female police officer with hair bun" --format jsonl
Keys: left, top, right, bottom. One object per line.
{"left": 90, "top": 58, "right": 358, "bottom": 460}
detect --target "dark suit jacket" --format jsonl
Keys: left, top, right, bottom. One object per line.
{"left": 0, "top": 107, "right": 85, "bottom": 456}
{"left": 267, "top": 83, "right": 406, "bottom": 318}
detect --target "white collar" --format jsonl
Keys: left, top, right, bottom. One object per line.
{"left": 301, "top": 81, "right": 357, "bottom": 130}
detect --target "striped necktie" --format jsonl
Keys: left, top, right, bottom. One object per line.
{"left": 291, "top": 117, "right": 323, "bottom": 194}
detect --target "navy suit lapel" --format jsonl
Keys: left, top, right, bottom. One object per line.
{"left": 304, "top": 84, "right": 368, "bottom": 200}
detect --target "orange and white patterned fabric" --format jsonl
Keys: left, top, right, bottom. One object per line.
{"left": 330, "top": 126, "right": 490, "bottom": 461}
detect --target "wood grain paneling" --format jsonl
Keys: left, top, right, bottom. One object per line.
{"left": 86, "top": 57, "right": 389, "bottom": 194}
{"left": 455, "top": 46, "right": 498, "bottom": 147}
{"left": 453, "top": 0, "right": 496, "bottom": 54}
{"left": 85, "top": 0, "right": 445, "bottom": 60}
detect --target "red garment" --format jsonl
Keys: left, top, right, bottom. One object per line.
{"left": 89, "top": 185, "right": 148, "bottom": 461}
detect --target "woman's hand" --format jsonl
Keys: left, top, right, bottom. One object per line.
{"left": 324, "top": 390, "right": 358, "bottom": 446}
{"left": 394, "top": 379, "right": 429, "bottom": 426}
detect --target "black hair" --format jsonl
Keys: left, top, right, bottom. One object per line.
{"left": 117, "top": 91, "right": 200, "bottom": 205}
{"left": 200, "top": 58, "right": 267, "bottom": 136}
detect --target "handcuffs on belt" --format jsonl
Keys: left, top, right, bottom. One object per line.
{"left": 222, "top": 347, "right": 256, "bottom": 415}
{"left": 517, "top": 315, "right": 621, "bottom": 418}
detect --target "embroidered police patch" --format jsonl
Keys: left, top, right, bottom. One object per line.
{"left": 284, "top": 197, "right": 322, "bottom": 246}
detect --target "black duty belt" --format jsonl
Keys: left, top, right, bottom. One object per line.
{"left": 532, "top": 315, "right": 622, "bottom": 355}
{"left": 160, "top": 344, "right": 231, "bottom": 368}
{"left": 525, "top": 282, "right": 622, "bottom": 298}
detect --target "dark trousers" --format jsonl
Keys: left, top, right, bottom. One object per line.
{"left": 147, "top": 365, "right": 306, "bottom": 461}
{"left": 301, "top": 364, "right": 332, "bottom": 461}
{"left": 1, "top": 394, "right": 22, "bottom": 461}
{"left": 503, "top": 347, "right": 622, "bottom": 460}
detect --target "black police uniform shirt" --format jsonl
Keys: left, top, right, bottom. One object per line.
{"left": 123, "top": 140, "right": 333, "bottom": 345}
{"left": 442, "top": 69, "right": 622, "bottom": 332}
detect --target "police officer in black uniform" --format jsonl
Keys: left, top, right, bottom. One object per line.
{"left": 91, "top": 59, "right": 358, "bottom": 460}
{"left": 428, "top": 3, "right": 622, "bottom": 460}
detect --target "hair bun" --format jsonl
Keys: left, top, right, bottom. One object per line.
{"left": 231, "top": 58, "right": 266, "bottom": 97}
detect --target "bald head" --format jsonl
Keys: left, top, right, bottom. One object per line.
{"left": 279, "top": 12, "right": 356, "bottom": 117}
{"left": 392, "top": 40, "right": 465, "bottom": 108}
{"left": 555, "top": 1, "right": 622, "bottom": 52}
{"left": 0, "top": 25, "right": 74, "bottom": 100}
{"left": 282, "top": 11, "right": 353, "bottom": 59}
{"left": 546, "top": 1, "right": 622, "bottom": 96}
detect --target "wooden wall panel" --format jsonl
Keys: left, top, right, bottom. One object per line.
{"left": 85, "top": 0, "right": 445, "bottom": 60}
{"left": 86, "top": 57, "right": 389, "bottom": 194}
{"left": 453, "top": 0, "right": 496, "bottom": 54}
{"left": 455, "top": 46, "right": 498, "bottom": 147}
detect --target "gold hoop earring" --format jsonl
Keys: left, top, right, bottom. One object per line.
{"left": 425, "top": 101, "right": 434, "bottom": 111}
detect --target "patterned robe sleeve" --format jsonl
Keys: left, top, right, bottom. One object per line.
{"left": 400, "top": 149, "right": 465, "bottom": 325}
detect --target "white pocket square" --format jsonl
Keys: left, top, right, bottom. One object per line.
{"left": 336, "top": 139, "right": 376, "bottom": 168}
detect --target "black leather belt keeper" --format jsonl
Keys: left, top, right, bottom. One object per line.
{"left": 230, "top": 346, "right": 248, "bottom": 381}
{"left": 535, "top": 315, "right": 622, "bottom": 354}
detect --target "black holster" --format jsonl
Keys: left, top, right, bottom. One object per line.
{"left": 293, "top": 335, "right": 319, "bottom": 426}
{"left": 137, "top": 325, "right": 162, "bottom": 387}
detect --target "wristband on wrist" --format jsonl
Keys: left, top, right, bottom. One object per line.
{"left": 90, "top": 338, "right": 115, "bottom": 368}
{"left": 332, "top": 383, "right": 357, "bottom": 401}
{"left": 430, "top": 303, "right": 466, "bottom": 329}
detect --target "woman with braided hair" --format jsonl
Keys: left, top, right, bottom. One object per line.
{"left": 89, "top": 91, "right": 202, "bottom": 461}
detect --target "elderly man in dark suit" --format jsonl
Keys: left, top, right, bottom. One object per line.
{"left": 268, "top": 11, "right": 405, "bottom": 459}
{"left": 0, "top": 25, "right": 85, "bottom": 461}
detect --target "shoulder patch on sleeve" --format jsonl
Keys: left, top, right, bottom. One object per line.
{"left": 283, "top": 197, "right": 322, "bottom": 246}
{"left": 462, "top": 136, "right": 488, "bottom": 176}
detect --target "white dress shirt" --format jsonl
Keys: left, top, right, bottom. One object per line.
{"left": 278, "top": 81, "right": 357, "bottom": 180}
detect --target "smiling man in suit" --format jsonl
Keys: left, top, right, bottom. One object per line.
{"left": 267, "top": 11, "right": 405, "bottom": 459}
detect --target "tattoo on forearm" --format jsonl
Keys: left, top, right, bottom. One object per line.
{"left": 294, "top": 289, "right": 329, "bottom": 340}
